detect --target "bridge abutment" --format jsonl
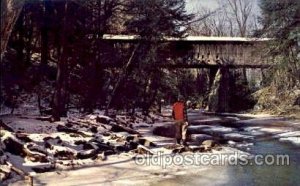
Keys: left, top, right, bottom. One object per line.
{"left": 207, "top": 66, "right": 230, "bottom": 112}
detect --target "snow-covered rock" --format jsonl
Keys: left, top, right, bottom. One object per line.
{"left": 222, "top": 133, "right": 254, "bottom": 142}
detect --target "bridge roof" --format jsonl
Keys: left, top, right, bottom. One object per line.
{"left": 102, "top": 34, "right": 271, "bottom": 43}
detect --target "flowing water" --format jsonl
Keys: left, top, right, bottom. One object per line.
{"left": 225, "top": 140, "right": 300, "bottom": 185}
{"left": 156, "top": 113, "right": 300, "bottom": 185}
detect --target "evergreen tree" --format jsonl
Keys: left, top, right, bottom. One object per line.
{"left": 126, "top": 0, "right": 192, "bottom": 38}
{"left": 114, "top": 0, "right": 193, "bottom": 113}
{"left": 257, "top": 0, "right": 299, "bottom": 90}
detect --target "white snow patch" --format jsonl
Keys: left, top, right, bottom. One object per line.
{"left": 274, "top": 131, "right": 300, "bottom": 138}
{"left": 202, "top": 126, "right": 234, "bottom": 133}
{"left": 223, "top": 133, "right": 254, "bottom": 141}
{"left": 279, "top": 137, "right": 300, "bottom": 146}
{"left": 258, "top": 128, "right": 289, "bottom": 134}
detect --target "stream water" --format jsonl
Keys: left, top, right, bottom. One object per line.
{"left": 156, "top": 113, "right": 300, "bottom": 185}
{"left": 225, "top": 140, "right": 300, "bottom": 185}
{"left": 156, "top": 140, "right": 300, "bottom": 185}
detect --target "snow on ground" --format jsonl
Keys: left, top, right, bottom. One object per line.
{"left": 273, "top": 131, "right": 300, "bottom": 146}
{"left": 1, "top": 116, "right": 58, "bottom": 134}
{"left": 279, "top": 137, "right": 300, "bottom": 145}
{"left": 1, "top": 109, "right": 300, "bottom": 185}
{"left": 0, "top": 93, "right": 40, "bottom": 116}
{"left": 11, "top": 154, "right": 208, "bottom": 186}
{"left": 0, "top": 111, "right": 251, "bottom": 185}
{"left": 10, "top": 146, "right": 250, "bottom": 186}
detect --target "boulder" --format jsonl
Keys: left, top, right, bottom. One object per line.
{"left": 0, "top": 165, "right": 11, "bottom": 182}
{"left": 190, "top": 118, "right": 222, "bottom": 126}
{"left": 190, "top": 134, "right": 213, "bottom": 143}
{"left": 152, "top": 123, "right": 176, "bottom": 138}
{"left": 187, "top": 125, "right": 211, "bottom": 134}
{"left": 201, "top": 140, "right": 216, "bottom": 150}
{"left": 222, "top": 133, "right": 254, "bottom": 142}
{"left": 96, "top": 116, "right": 112, "bottom": 124}
{"left": 76, "top": 149, "right": 98, "bottom": 159}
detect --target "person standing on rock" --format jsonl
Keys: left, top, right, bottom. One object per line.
{"left": 172, "top": 95, "right": 188, "bottom": 146}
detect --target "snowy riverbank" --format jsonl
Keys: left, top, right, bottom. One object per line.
{"left": 1, "top": 110, "right": 300, "bottom": 185}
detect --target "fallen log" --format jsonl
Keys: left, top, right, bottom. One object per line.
{"left": 76, "top": 149, "right": 98, "bottom": 159}
{"left": 126, "top": 135, "right": 156, "bottom": 147}
{"left": 134, "top": 145, "right": 154, "bottom": 155}
{"left": 110, "top": 124, "right": 140, "bottom": 135}
{"left": 16, "top": 133, "right": 32, "bottom": 143}
{"left": 67, "top": 120, "right": 91, "bottom": 128}
{"left": 1, "top": 130, "right": 49, "bottom": 163}
{"left": 56, "top": 125, "right": 78, "bottom": 133}
{"left": 0, "top": 120, "right": 14, "bottom": 132}
{"left": 56, "top": 125, "right": 93, "bottom": 137}
{"left": 54, "top": 150, "right": 75, "bottom": 160}
{"left": 91, "top": 140, "right": 115, "bottom": 152}
{"left": 115, "top": 117, "right": 128, "bottom": 125}
{"left": 23, "top": 145, "right": 48, "bottom": 163}
{"left": 1, "top": 130, "right": 25, "bottom": 156}
{"left": 7, "top": 162, "right": 33, "bottom": 186}
{"left": 96, "top": 116, "right": 112, "bottom": 124}
{"left": 67, "top": 119, "right": 109, "bottom": 132}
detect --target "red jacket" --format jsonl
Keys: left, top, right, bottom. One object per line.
{"left": 172, "top": 102, "right": 187, "bottom": 121}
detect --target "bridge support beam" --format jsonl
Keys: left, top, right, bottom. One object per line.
{"left": 208, "top": 67, "right": 219, "bottom": 88}
{"left": 218, "top": 67, "right": 230, "bottom": 112}
{"left": 207, "top": 67, "right": 230, "bottom": 112}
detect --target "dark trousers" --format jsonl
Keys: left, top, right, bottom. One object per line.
{"left": 175, "top": 121, "right": 188, "bottom": 142}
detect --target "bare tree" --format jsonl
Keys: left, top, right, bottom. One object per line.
{"left": 223, "top": 0, "right": 253, "bottom": 37}
{"left": 189, "top": 0, "right": 255, "bottom": 37}
{"left": 1, "top": 0, "right": 25, "bottom": 59}
{"left": 190, "top": 7, "right": 228, "bottom": 36}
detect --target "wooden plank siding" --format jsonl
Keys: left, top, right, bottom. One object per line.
{"left": 100, "top": 35, "right": 271, "bottom": 68}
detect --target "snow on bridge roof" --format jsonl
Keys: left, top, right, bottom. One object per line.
{"left": 102, "top": 34, "right": 271, "bottom": 43}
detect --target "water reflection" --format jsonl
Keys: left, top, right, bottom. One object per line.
{"left": 154, "top": 140, "right": 300, "bottom": 186}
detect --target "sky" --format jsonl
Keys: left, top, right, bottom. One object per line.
{"left": 186, "top": 0, "right": 219, "bottom": 11}
{"left": 185, "top": 0, "right": 261, "bottom": 15}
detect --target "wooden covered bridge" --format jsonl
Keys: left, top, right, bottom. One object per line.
{"left": 101, "top": 34, "right": 272, "bottom": 112}
{"left": 102, "top": 34, "right": 271, "bottom": 69}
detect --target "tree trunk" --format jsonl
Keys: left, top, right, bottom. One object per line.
{"left": 83, "top": 39, "right": 102, "bottom": 113}
{"left": 52, "top": 1, "right": 68, "bottom": 121}
{"left": 83, "top": 62, "right": 96, "bottom": 113}
{"left": 40, "top": 0, "right": 52, "bottom": 73}
{"left": 105, "top": 44, "right": 139, "bottom": 114}
{"left": 1, "top": 0, "right": 25, "bottom": 59}
{"left": 52, "top": 59, "right": 67, "bottom": 120}
{"left": 14, "top": 9, "right": 25, "bottom": 76}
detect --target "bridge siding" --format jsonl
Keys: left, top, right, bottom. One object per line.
{"left": 101, "top": 36, "right": 269, "bottom": 68}
{"left": 183, "top": 42, "right": 267, "bottom": 66}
